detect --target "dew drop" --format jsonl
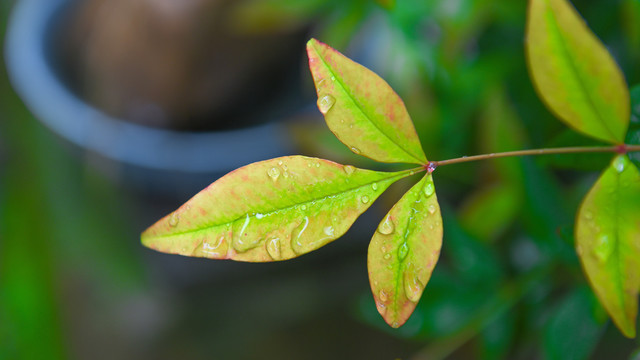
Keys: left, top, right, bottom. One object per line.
{"left": 317, "top": 95, "right": 336, "bottom": 114}
{"left": 255, "top": 213, "right": 265, "bottom": 219}
{"left": 351, "top": 147, "right": 361, "bottom": 154}
{"left": 398, "top": 242, "right": 409, "bottom": 260}
{"left": 330, "top": 76, "right": 336, "bottom": 81}
{"left": 232, "top": 214, "right": 258, "bottom": 252}
{"left": 169, "top": 212, "right": 180, "bottom": 227}
{"left": 379, "top": 290, "right": 389, "bottom": 302}
{"left": 593, "top": 234, "right": 613, "bottom": 263}
{"left": 278, "top": 160, "right": 283, "bottom": 166}
{"left": 301, "top": 204, "right": 308, "bottom": 211}
{"left": 384, "top": 253, "right": 391, "bottom": 260}
{"left": 267, "top": 167, "right": 280, "bottom": 181}
{"left": 202, "top": 236, "right": 226, "bottom": 257}
{"left": 614, "top": 156, "right": 626, "bottom": 173}
{"left": 343, "top": 165, "right": 355, "bottom": 175}
{"left": 361, "top": 195, "right": 370, "bottom": 204}
{"left": 372, "top": 183, "right": 378, "bottom": 191}
{"left": 266, "top": 237, "right": 282, "bottom": 260}
{"left": 315, "top": 162, "right": 321, "bottom": 168}
{"left": 428, "top": 204, "right": 437, "bottom": 215}
{"left": 392, "top": 322, "right": 399, "bottom": 328}
{"left": 291, "top": 217, "right": 310, "bottom": 254}
{"left": 423, "top": 182, "right": 435, "bottom": 197}
{"left": 404, "top": 272, "right": 423, "bottom": 302}
{"left": 324, "top": 225, "right": 335, "bottom": 237}
{"left": 377, "top": 215, "right": 395, "bottom": 235}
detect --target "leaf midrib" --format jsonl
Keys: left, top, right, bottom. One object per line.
{"left": 392, "top": 176, "right": 426, "bottom": 318}
{"left": 147, "top": 169, "right": 413, "bottom": 239}
{"left": 311, "top": 43, "right": 426, "bottom": 164}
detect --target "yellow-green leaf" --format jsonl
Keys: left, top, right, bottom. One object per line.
{"left": 368, "top": 174, "right": 443, "bottom": 328}
{"left": 575, "top": 155, "right": 640, "bottom": 337}
{"left": 142, "top": 156, "right": 413, "bottom": 262}
{"left": 526, "top": 0, "right": 629, "bottom": 144}
{"left": 307, "top": 38, "right": 428, "bottom": 165}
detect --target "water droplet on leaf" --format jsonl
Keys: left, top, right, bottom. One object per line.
{"left": 267, "top": 167, "right": 280, "bottom": 181}
{"left": 323, "top": 226, "right": 335, "bottom": 237}
{"left": 379, "top": 290, "right": 389, "bottom": 302}
{"left": 361, "top": 195, "right": 370, "bottom": 204}
{"left": 372, "top": 183, "right": 378, "bottom": 191}
{"left": 169, "top": 212, "right": 180, "bottom": 227}
{"left": 343, "top": 165, "right": 355, "bottom": 175}
{"left": 266, "top": 237, "right": 282, "bottom": 260}
{"left": 423, "top": 182, "right": 435, "bottom": 197}
{"left": 378, "top": 216, "right": 395, "bottom": 235}
{"left": 593, "top": 234, "right": 613, "bottom": 263}
{"left": 351, "top": 147, "right": 361, "bottom": 154}
{"left": 398, "top": 242, "right": 409, "bottom": 260}
{"left": 428, "top": 204, "right": 437, "bottom": 214}
{"left": 384, "top": 253, "right": 391, "bottom": 260}
{"left": 317, "top": 95, "right": 336, "bottom": 114}
{"left": 202, "top": 236, "right": 226, "bottom": 257}
{"left": 291, "top": 217, "right": 310, "bottom": 254}
{"left": 404, "top": 272, "right": 423, "bottom": 302}
{"left": 614, "top": 156, "right": 626, "bottom": 173}
{"left": 232, "top": 214, "right": 256, "bottom": 252}
{"left": 301, "top": 204, "right": 307, "bottom": 211}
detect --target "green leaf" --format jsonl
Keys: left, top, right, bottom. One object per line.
{"left": 526, "top": 0, "right": 629, "bottom": 144}
{"left": 575, "top": 155, "right": 640, "bottom": 338}
{"left": 307, "top": 38, "right": 428, "bottom": 165}
{"left": 142, "top": 156, "right": 413, "bottom": 262}
{"left": 543, "top": 286, "right": 604, "bottom": 360}
{"left": 368, "top": 174, "right": 442, "bottom": 328}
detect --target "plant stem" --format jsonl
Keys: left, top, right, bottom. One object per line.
{"left": 432, "top": 144, "right": 640, "bottom": 168}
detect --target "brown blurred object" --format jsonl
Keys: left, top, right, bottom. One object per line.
{"left": 58, "top": 0, "right": 308, "bottom": 130}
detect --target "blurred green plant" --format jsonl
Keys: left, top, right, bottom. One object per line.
{"left": 142, "top": 0, "right": 640, "bottom": 357}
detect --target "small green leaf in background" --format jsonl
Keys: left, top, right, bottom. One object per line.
{"left": 526, "top": 0, "right": 629, "bottom": 144}
{"left": 307, "top": 38, "right": 428, "bottom": 165}
{"left": 543, "top": 286, "right": 605, "bottom": 360}
{"left": 368, "top": 174, "right": 442, "bottom": 328}
{"left": 142, "top": 156, "right": 412, "bottom": 262}
{"left": 575, "top": 155, "right": 640, "bottom": 337}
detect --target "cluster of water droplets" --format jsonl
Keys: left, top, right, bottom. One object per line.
{"left": 374, "top": 177, "right": 438, "bottom": 307}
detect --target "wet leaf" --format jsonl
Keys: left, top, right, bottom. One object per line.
{"left": 575, "top": 155, "right": 640, "bottom": 337}
{"left": 526, "top": 0, "right": 629, "bottom": 144}
{"left": 307, "top": 38, "right": 428, "bottom": 164}
{"left": 368, "top": 174, "right": 442, "bottom": 328}
{"left": 142, "top": 156, "right": 413, "bottom": 262}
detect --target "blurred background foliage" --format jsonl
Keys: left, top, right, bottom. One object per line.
{"left": 2, "top": 0, "right": 640, "bottom": 359}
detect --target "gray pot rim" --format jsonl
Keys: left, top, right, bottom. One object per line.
{"left": 5, "top": 0, "right": 294, "bottom": 173}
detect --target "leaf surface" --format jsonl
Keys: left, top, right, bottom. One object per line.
{"left": 368, "top": 174, "right": 442, "bottom": 328}
{"left": 307, "top": 38, "right": 428, "bottom": 164}
{"left": 142, "top": 156, "right": 412, "bottom": 262}
{"left": 526, "top": 0, "right": 629, "bottom": 143}
{"left": 575, "top": 155, "right": 640, "bottom": 337}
